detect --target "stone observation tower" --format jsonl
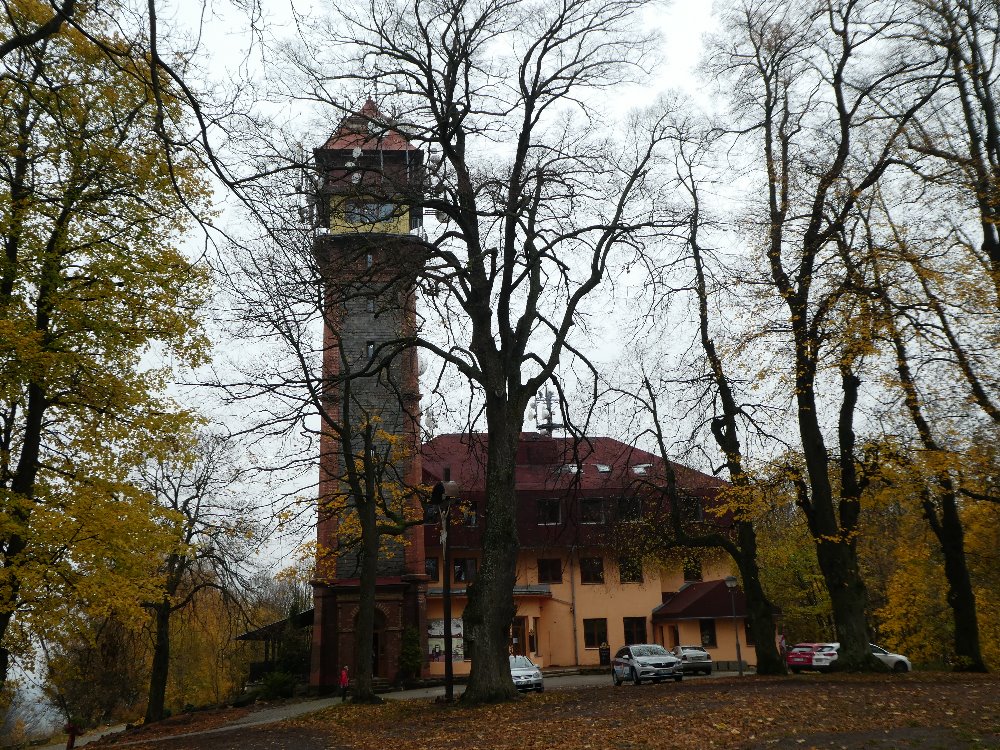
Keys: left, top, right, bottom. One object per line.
{"left": 309, "top": 101, "right": 428, "bottom": 689}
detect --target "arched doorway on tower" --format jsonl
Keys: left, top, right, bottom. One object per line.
{"left": 370, "top": 608, "right": 387, "bottom": 677}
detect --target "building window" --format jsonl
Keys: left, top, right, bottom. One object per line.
{"left": 619, "top": 557, "right": 643, "bottom": 584}
{"left": 366, "top": 296, "right": 376, "bottom": 313}
{"left": 583, "top": 618, "right": 607, "bottom": 649}
{"left": 536, "top": 498, "right": 561, "bottom": 525}
{"left": 580, "top": 497, "right": 605, "bottom": 524}
{"left": 537, "top": 558, "right": 562, "bottom": 584}
{"left": 345, "top": 201, "right": 395, "bottom": 224}
{"left": 453, "top": 557, "right": 477, "bottom": 583}
{"left": 618, "top": 495, "right": 641, "bottom": 522}
{"left": 424, "top": 504, "right": 439, "bottom": 524}
{"left": 683, "top": 557, "right": 703, "bottom": 582}
{"left": 366, "top": 341, "right": 375, "bottom": 359}
{"left": 681, "top": 494, "right": 705, "bottom": 522}
{"left": 425, "top": 557, "right": 439, "bottom": 582}
{"left": 744, "top": 621, "right": 755, "bottom": 646}
{"left": 365, "top": 252, "right": 373, "bottom": 268}
{"left": 580, "top": 557, "right": 604, "bottom": 584}
{"left": 699, "top": 619, "right": 717, "bottom": 648}
{"left": 460, "top": 500, "right": 478, "bottom": 527}
{"left": 623, "top": 617, "right": 647, "bottom": 645}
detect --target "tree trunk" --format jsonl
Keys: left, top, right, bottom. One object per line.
{"left": 145, "top": 601, "right": 171, "bottom": 723}
{"left": 734, "top": 524, "right": 785, "bottom": 675}
{"left": 794, "top": 352, "right": 874, "bottom": 671}
{"left": 461, "top": 409, "right": 519, "bottom": 703}
{"left": 924, "top": 491, "right": 987, "bottom": 672}
{"left": 812, "top": 538, "right": 872, "bottom": 670}
{"left": 353, "top": 493, "right": 382, "bottom": 702}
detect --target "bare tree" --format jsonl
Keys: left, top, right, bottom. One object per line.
{"left": 707, "top": 0, "right": 942, "bottom": 670}
{"left": 278, "top": 0, "right": 679, "bottom": 701}
{"left": 906, "top": 0, "right": 1000, "bottom": 305}
{"left": 846, "top": 189, "right": 990, "bottom": 671}
{"left": 138, "top": 432, "right": 260, "bottom": 723}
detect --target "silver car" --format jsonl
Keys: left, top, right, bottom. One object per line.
{"left": 612, "top": 644, "right": 684, "bottom": 685}
{"left": 672, "top": 645, "right": 713, "bottom": 675}
{"left": 509, "top": 655, "right": 544, "bottom": 692}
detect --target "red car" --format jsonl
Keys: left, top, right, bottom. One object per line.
{"left": 786, "top": 643, "right": 824, "bottom": 673}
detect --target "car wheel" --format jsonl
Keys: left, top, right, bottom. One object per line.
{"left": 612, "top": 668, "right": 622, "bottom": 687}
{"left": 630, "top": 667, "right": 641, "bottom": 686}
{"left": 674, "top": 674, "right": 683, "bottom": 682}
{"left": 537, "top": 685, "right": 544, "bottom": 692}
{"left": 893, "top": 660, "right": 909, "bottom": 673}
{"left": 791, "top": 667, "right": 801, "bottom": 674}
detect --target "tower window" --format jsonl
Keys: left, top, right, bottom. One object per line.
{"left": 366, "top": 341, "right": 375, "bottom": 359}
{"left": 345, "top": 201, "right": 395, "bottom": 224}
{"left": 366, "top": 296, "right": 375, "bottom": 313}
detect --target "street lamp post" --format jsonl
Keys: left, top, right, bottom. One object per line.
{"left": 431, "top": 480, "right": 460, "bottom": 701}
{"left": 725, "top": 576, "right": 745, "bottom": 678}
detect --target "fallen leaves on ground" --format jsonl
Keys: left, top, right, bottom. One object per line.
{"left": 96, "top": 673, "right": 1000, "bottom": 749}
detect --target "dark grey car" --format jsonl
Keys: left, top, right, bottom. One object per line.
{"left": 612, "top": 644, "right": 684, "bottom": 685}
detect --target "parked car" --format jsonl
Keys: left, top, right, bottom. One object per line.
{"left": 612, "top": 644, "right": 683, "bottom": 685}
{"left": 671, "top": 645, "right": 713, "bottom": 675}
{"left": 786, "top": 642, "right": 824, "bottom": 673}
{"left": 509, "top": 655, "right": 544, "bottom": 692}
{"left": 871, "top": 643, "right": 911, "bottom": 672}
{"left": 788, "top": 642, "right": 912, "bottom": 673}
{"left": 811, "top": 643, "right": 839, "bottom": 671}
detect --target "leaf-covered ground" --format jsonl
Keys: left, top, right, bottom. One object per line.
{"left": 94, "top": 673, "right": 999, "bottom": 749}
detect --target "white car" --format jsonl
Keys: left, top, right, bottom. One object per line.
{"left": 811, "top": 643, "right": 839, "bottom": 670}
{"left": 809, "top": 642, "right": 912, "bottom": 673}
{"left": 509, "top": 655, "right": 544, "bottom": 692}
{"left": 871, "top": 643, "right": 911, "bottom": 672}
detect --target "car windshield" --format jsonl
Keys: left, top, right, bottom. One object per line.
{"left": 509, "top": 656, "right": 535, "bottom": 669}
{"left": 791, "top": 646, "right": 813, "bottom": 653}
{"left": 682, "top": 647, "right": 708, "bottom": 654}
{"left": 631, "top": 645, "right": 668, "bottom": 657}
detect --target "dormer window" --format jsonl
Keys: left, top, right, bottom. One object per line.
{"left": 632, "top": 463, "right": 652, "bottom": 475}
{"left": 557, "top": 464, "right": 580, "bottom": 474}
{"left": 595, "top": 463, "right": 611, "bottom": 473}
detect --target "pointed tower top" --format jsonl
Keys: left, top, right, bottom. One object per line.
{"left": 319, "top": 100, "right": 417, "bottom": 152}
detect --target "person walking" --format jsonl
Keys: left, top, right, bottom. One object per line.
{"left": 339, "top": 665, "right": 350, "bottom": 702}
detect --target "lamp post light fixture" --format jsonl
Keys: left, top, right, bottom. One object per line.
{"left": 430, "top": 480, "right": 460, "bottom": 701}
{"left": 724, "top": 575, "right": 745, "bottom": 678}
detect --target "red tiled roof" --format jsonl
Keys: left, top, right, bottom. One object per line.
{"left": 421, "top": 432, "right": 727, "bottom": 494}
{"left": 652, "top": 579, "right": 746, "bottom": 621}
{"left": 319, "top": 99, "right": 418, "bottom": 152}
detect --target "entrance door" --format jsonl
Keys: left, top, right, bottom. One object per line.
{"left": 371, "top": 609, "right": 387, "bottom": 677}
{"left": 511, "top": 616, "right": 527, "bottom": 656}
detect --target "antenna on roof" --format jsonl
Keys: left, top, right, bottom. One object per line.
{"left": 534, "top": 386, "right": 564, "bottom": 437}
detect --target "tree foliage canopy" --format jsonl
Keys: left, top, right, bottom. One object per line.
{"left": 0, "top": 0, "right": 210, "bottom": 683}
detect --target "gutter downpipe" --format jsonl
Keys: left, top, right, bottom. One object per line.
{"left": 569, "top": 545, "right": 579, "bottom": 666}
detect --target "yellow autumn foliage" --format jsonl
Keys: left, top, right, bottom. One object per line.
{"left": 0, "top": 0, "right": 210, "bottom": 675}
